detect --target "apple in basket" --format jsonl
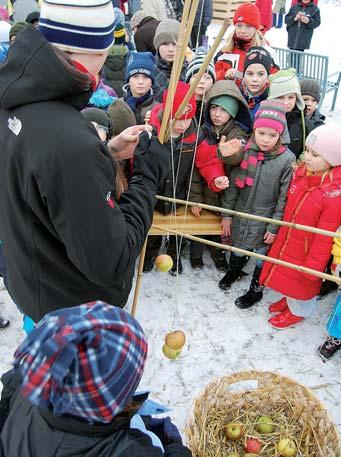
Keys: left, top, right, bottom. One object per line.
{"left": 256, "top": 415, "right": 274, "bottom": 434}
{"left": 165, "top": 330, "right": 186, "bottom": 350}
{"left": 162, "top": 344, "right": 181, "bottom": 360}
{"left": 277, "top": 438, "right": 296, "bottom": 457}
{"left": 244, "top": 454, "right": 260, "bottom": 457}
{"left": 155, "top": 254, "right": 173, "bottom": 272}
{"left": 225, "top": 422, "right": 244, "bottom": 441}
{"left": 227, "top": 454, "right": 239, "bottom": 457}
{"left": 244, "top": 437, "right": 261, "bottom": 454}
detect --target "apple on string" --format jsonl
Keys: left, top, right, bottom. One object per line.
{"left": 162, "top": 330, "right": 186, "bottom": 360}
{"left": 155, "top": 254, "right": 173, "bottom": 272}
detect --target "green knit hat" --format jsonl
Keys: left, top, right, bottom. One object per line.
{"left": 268, "top": 69, "right": 305, "bottom": 111}
{"left": 210, "top": 95, "right": 239, "bottom": 118}
{"left": 9, "top": 21, "right": 27, "bottom": 41}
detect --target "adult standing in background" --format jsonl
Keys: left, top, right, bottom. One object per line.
{"left": 131, "top": 10, "right": 160, "bottom": 54}
{"left": 191, "top": 0, "right": 212, "bottom": 48}
{"left": 285, "top": 0, "right": 320, "bottom": 54}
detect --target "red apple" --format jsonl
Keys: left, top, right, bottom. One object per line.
{"left": 225, "top": 422, "right": 244, "bottom": 441}
{"left": 245, "top": 437, "right": 261, "bottom": 455}
{"left": 155, "top": 254, "right": 173, "bottom": 272}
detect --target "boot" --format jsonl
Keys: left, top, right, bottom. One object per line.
{"left": 268, "top": 309, "right": 304, "bottom": 329}
{"left": 235, "top": 266, "right": 264, "bottom": 309}
{"left": 218, "top": 254, "right": 248, "bottom": 290}
{"left": 190, "top": 256, "right": 204, "bottom": 269}
{"left": 269, "top": 297, "right": 288, "bottom": 314}
{"left": 143, "top": 257, "right": 156, "bottom": 273}
{"left": 317, "top": 280, "right": 338, "bottom": 300}
{"left": 211, "top": 248, "right": 228, "bottom": 272}
{"left": 0, "top": 317, "right": 10, "bottom": 330}
{"left": 318, "top": 336, "right": 341, "bottom": 362}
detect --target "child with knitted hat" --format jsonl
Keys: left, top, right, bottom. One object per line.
{"left": 240, "top": 46, "right": 278, "bottom": 121}
{"left": 268, "top": 68, "right": 313, "bottom": 159}
{"left": 300, "top": 78, "right": 325, "bottom": 129}
{"left": 189, "top": 79, "right": 251, "bottom": 270}
{"left": 185, "top": 46, "right": 216, "bottom": 124}
{"left": 0, "top": 302, "right": 191, "bottom": 456}
{"left": 144, "top": 81, "right": 229, "bottom": 275}
{"left": 219, "top": 99, "right": 295, "bottom": 309}
{"left": 214, "top": 3, "right": 273, "bottom": 81}
{"left": 153, "top": 19, "right": 187, "bottom": 102}
{"left": 261, "top": 124, "right": 341, "bottom": 329}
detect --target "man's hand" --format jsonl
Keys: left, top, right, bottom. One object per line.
{"left": 300, "top": 15, "right": 309, "bottom": 23}
{"left": 214, "top": 176, "right": 229, "bottom": 190}
{"left": 108, "top": 125, "right": 152, "bottom": 160}
{"left": 191, "top": 205, "right": 202, "bottom": 217}
{"left": 219, "top": 137, "right": 243, "bottom": 157}
{"left": 264, "top": 231, "right": 277, "bottom": 244}
{"left": 221, "top": 218, "right": 232, "bottom": 237}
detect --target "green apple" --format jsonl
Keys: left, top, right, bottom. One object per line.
{"left": 256, "top": 415, "right": 274, "bottom": 434}
{"left": 244, "top": 454, "right": 260, "bottom": 457}
{"left": 226, "top": 454, "right": 239, "bottom": 457}
{"left": 155, "top": 254, "right": 173, "bottom": 272}
{"left": 225, "top": 422, "right": 244, "bottom": 441}
{"left": 277, "top": 438, "right": 296, "bottom": 457}
{"left": 162, "top": 343, "right": 181, "bottom": 359}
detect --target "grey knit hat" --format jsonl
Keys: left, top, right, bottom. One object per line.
{"left": 131, "top": 10, "right": 146, "bottom": 29}
{"left": 185, "top": 46, "right": 216, "bottom": 83}
{"left": 300, "top": 79, "right": 321, "bottom": 103}
{"left": 82, "top": 108, "right": 111, "bottom": 130}
{"left": 153, "top": 19, "right": 180, "bottom": 51}
{"left": 268, "top": 69, "right": 305, "bottom": 111}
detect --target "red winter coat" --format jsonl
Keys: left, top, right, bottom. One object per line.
{"left": 256, "top": 0, "right": 273, "bottom": 32}
{"left": 150, "top": 103, "right": 225, "bottom": 193}
{"left": 260, "top": 166, "right": 341, "bottom": 300}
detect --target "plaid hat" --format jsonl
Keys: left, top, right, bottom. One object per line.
{"left": 14, "top": 302, "right": 148, "bottom": 424}
{"left": 126, "top": 51, "right": 155, "bottom": 83}
{"left": 300, "top": 79, "right": 321, "bottom": 103}
{"left": 268, "top": 69, "right": 305, "bottom": 110}
{"left": 131, "top": 9, "right": 146, "bottom": 29}
{"left": 254, "top": 99, "right": 287, "bottom": 134}
{"left": 153, "top": 19, "right": 180, "bottom": 51}
{"left": 233, "top": 3, "right": 260, "bottom": 29}
{"left": 38, "top": 0, "right": 118, "bottom": 54}
{"left": 26, "top": 11, "right": 40, "bottom": 24}
{"left": 244, "top": 46, "right": 273, "bottom": 75}
{"left": 210, "top": 95, "right": 239, "bottom": 118}
{"left": 9, "top": 21, "right": 27, "bottom": 41}
{"left": 185, "top": 46, "right": 216, "bottom": 83}
{"left": 306, "top": 124, "right": 341, "bottom": 166}
{"left": 163, "top": 81, "right": 196, "bottom": 120}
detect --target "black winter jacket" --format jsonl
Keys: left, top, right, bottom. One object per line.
{"left": 285, "top": 1, "right": 321, "bottom": 50}
{"left": 0, "top": 27, "right": 169, "bottom": 322}
{"left": 0, "top": 370, "right": 191, "bottom": 457}
{"left": 308, "top": 108, "right": 325, "bottom": 129}
{"left": 286, "top": 107, "right": 314, "bottom": 158}
{"left": 134, "top": 16, "right": 160, "bottom": 54}
{"left": 102, "top": 46, "right": 128, "bottom": 97}
{"left": 153, "top": 57, "right": 187, "bottom": 102}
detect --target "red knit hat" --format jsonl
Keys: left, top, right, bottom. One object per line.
{"left": 163, "top": 81, "right": 197, "bottom": 120}
{"left": 254, "top": 99, "right": 287, "bottom": 135}
{"left": 233, "top": 3, "right": 261, "bottom": 29}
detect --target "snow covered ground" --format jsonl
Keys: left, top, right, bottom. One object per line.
{"left": 1, "top": 0, "right": 341, "bottom": 444}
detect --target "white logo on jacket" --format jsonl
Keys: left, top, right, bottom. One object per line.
{"left": 8, "top": 117, "right": 22, "bottom": 136}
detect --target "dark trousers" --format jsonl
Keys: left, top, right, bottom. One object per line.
{"left": 191, "top": 24, "right": 207, "bottom": 49}
{"left": 190, "top": 235, "right": 224, "bottom": 259}
{"left": 272, "top": 13, "right": 283, "bottom": 28}
{"left": 145, "top": 235, "right": 186, "bottom": 261}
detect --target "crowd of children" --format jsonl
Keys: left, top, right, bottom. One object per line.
{"left": 0, "top": 1, "right": 340, "bottom": 454}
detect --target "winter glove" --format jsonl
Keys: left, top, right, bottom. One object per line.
{"left": 143, "top": 416, "right": 182, "bottom": 445}
{"left": 131, "top": 131, "right": 171, "bottom": 190}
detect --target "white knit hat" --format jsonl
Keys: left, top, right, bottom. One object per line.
{"left": 38, "top": 0, "right": 118, "bottom": 54}
{"left": 306, "top": 124, "right": 341, "bottom": 167}
{"left": 268, "top": 69, "right": 305, "bottom": 111}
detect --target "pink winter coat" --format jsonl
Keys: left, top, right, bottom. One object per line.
{"left": 261, "top": 165, "right": 341, "bottom": 300}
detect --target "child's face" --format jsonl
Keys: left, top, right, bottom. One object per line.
{"left": 159, "top": 42, "right": 176, "bottom": 62}
{"left": 171, "top": 118, "right": 192, "bottom": 136}
{"left": 192, "top": 73, "right": 214, "bottom": 100}
{"left": 304, "top": 146, "right": 331, "bottom": 174}
{"left": 91, "top": 122, "right": 108, "bottom": 142}
{"left": 243, "top": 63, "right": 268, "bottom": 95}
{"left": 209, "top": 104, "right": 231, "bottom": 126}
{"left": 235, "top": 23, "right": 256, "bottom": 41}
{"left": 303, "top": 95, "right": 318, "bottom": 116}
{"left": 254, "top": 127, "right": 280, "bottom": 151}
{"left": 277, "top": 93, "right": 297, "bottom": 112}
{"left": 129, "top": 74, "right": 152, "bottom": 97}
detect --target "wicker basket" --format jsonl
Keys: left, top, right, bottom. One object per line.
{"left": 186, "top": 370, "right": 340, "bottom": 457}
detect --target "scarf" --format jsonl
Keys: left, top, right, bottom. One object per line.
{"left": 124, "top": 88, "right": 153, "bottom": 112}
{"left": 235, "top": 139, "right": 285, "bottom": 188}
{"left": 233, "top": 35, "right": 253, "bottom": 51}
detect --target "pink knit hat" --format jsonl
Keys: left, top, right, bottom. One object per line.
{"left": 254, "top": 99, "right": 287, "bottom": 135}
{"left": 306, "top": 124, "right": 341, "bottom": 166}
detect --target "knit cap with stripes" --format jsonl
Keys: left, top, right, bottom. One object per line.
{"left": 254, "top": 99, "right": 287, "bottom": 134}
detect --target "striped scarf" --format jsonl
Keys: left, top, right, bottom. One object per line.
{"left": 235, "top": 140, "right": 285, "bottom": 188}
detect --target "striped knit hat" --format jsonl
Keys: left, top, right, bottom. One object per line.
{"left": 14, "top": 302, "right": 148, "bottom": 424}
{"left": 39, "top": 0, "right": 118, "bottom": 54}
{"left": 185, "top": 46, "right": 216, "bottom": 83}
{"left": 254, "top": 99, "right": 287, "bottom": 134}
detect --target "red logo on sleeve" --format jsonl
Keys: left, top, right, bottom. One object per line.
{"left": 106, "top": 191, "right": 115, "bottom": 208}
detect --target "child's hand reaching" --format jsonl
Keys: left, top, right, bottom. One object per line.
{"left": 144, "top": 110, "right": 151, "bottom": 124}
{"left": 225, "top": 68, "right": 236, "bottom": 80}
{"left": 221, "top": 218, "right": 232, "bottom": 237}
{"left": 219, "top": 137, "right": 243, "bottom": 157}
{"left": 191, "top": 205, "right": 202, "bottom": 217}
{"left": 214, "top": 176, "right": 229, "bottom": 189}
{"left": 264, "top": 232, "right": 277, "bottom": 244}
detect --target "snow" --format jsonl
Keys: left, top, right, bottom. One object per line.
{"left": 1, "top": 1, "right": 341, "bottom": 444}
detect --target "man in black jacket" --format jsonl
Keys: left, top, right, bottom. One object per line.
{"left": 0, "top": 0, "right": 170, "bottom": 323}
{"left": 131, "top": 10, "right": 160, "bottom": 54}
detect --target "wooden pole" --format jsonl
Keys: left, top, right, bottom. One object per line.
{"left": 131, "top": 237, "right": 148, "bottom": 317}
{"left": 152, "top": 225, "right": 341, "bottom": 285}
{"left": 155, "top": 195, "right": 341, "bottom": 239}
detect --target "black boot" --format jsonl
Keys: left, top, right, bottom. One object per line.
{"left": 318, "top": 336, "right": 341, "bottom": 362}
{"left": 317, "top": 280, "right": 338, "bottom": 300}
{"left": 211, "top": 248, "right": 228, "bottom": 272}
{"left": 218, "top": 254, "right": 248, "bottom": 290}
{"left": 143, "top": 257, "right": 155, "bottom": 273}
{"left": 235, "top": 266, "right": 264, "bottom": 309}
{"left": 190, "top": 256, "right": 204, "bottom": 269}
{"left": 0, "top": 317, "right": 10, "bottom": 330}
